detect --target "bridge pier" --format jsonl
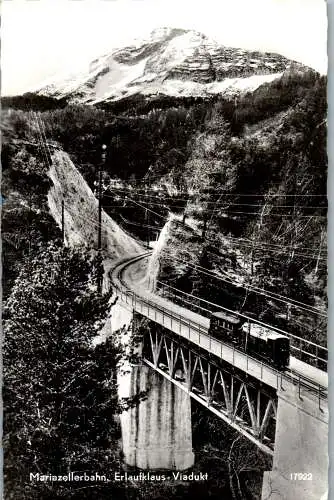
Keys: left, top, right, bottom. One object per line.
{"left": 262, "top": 384, "right": 328, "bottom": 500}
{"left": 118, "top": 363, "right": 195, "bottom": 470}
{"left": 111, "top": 273, "right": 328, "bottom": 493}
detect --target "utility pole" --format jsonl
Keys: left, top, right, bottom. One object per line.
{"left": 289, "top": 172, "right": 297, "bottom": 261}
{"left": 28, "top": 192, "right": 32, "bottom": 274}
{"left": 97, "top": 144, "right": 106, "bottom": 295}
{"left": 250, "top": 238, "right": 255, "bottom": 277}
{"left": 202, "top": 212, "right": 208, "bottom": 240}
{"left": 145, "top": 182, "right": 149, "bottom": 248}
{"left": 98, "top": 167, "right": 102, "bottom": 251}
{"left": 61, "top": 200, "right": 65, "bottom": 244}
{"left": 98, "top": 144, "right": 107, "bottom": 251}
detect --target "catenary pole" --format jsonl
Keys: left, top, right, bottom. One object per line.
{"left": 98, "top": 144, "right": 107, "bottom": 294}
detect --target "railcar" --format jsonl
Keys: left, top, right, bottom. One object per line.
{"left": 241, "top": 322, "right": 290, "bottom": 370}
{"left": 209, "top": 311, "right": 243, "bottom": 343}
{"left": 208, "top": 311, "right": 290, "bottom": 370}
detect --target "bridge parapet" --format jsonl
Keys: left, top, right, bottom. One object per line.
{"left": 112, "top": 253, "right": 328, "bottom": 499}
{"left": 156, "top": 280, "right": 328, "bottom": 371}
{"left": 117, "top": 287, "right": 327, "bottom": 411}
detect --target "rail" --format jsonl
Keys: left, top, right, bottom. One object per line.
{"left": 111, "top": 258, "right": 327, "bottom": 408}
{"left": 155, "top": 280, "right": 328, "bottom": 370}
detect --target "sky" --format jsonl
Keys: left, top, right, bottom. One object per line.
{"left": 1, "top": 0, "right": 328, "bottom": 96}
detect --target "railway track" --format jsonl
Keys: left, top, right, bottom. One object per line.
{"left": 110, "top": 252, "right": 328, "bottom": 399}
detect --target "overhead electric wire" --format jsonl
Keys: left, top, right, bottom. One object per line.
{"left": 158, "top": 248, "right": 327, "bottom": 317}
{"left": 104, "top": 187, "right": 327, "bottom": 200}
{"left": 123, "top": 195, "right": 166, "bottom": 219}
{"left": 141, "top": 204, "right": 327, "bottom": 218}
{"left": 103, "top": 189, "right": 327, "bottom": 209}
{"left": 159, "top": 248, "right": 324, "bottom": 314}
{"left": 32, "top": 112, "right": 52, "bottom": 170}
{"left": 111, "top": 175, "right": 327, "bottom": 192}
{"left": 35, "top": 112, "right": 53, "bottom": 166}
{"left": 101, "top": 206, "right": 327, "bottom": 259}
{"left": 109, "top": 180, "right": 327, "bottom": 196}
{"left": 103, "top": 193, "right": 327, "bottom": 216}
{"left": 59, "top": 195, "right": 326, "bottom": 326}
{"left": 33, "top": 118, "right": 326, "bottom": 319}
{"left": 215, "top": 234, "right": 327, "bottom": 258}
{"left": 118, "top": 214, "right": 163, "bottom": 231}
{"left": 204, "top": 237, "right": 327, "bottom": 262}
{"left": 69, "top": 208, "right": 326, "bottom": 318}
{"left": 69, "top": 210, "right": 147, "bottom": 248}
{"left": 221, "top": 210, "right": 326, "bottom": 218}
{"left": 103, "top": 194, "right": 327, "bottom": 259}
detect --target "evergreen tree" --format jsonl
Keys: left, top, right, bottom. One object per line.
{"left": 3, "top": 243, "right": 125, "bottom": 499}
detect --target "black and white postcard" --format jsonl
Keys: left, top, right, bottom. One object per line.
{"left": 2, "top": 1, "right": 328, "bottom": 499}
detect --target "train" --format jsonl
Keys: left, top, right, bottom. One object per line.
{"left": 208, "top": 311, "right": 290, "bottom": 370}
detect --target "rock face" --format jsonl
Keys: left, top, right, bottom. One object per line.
{"left": 35, "top": 27, "right": 305, "bottom": 104}
{"left": 47, "top": 150, "right": 142, "bottom": 258}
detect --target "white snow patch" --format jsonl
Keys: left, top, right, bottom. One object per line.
{"left": 36, "top": 27, "right": 284, "bottom": 104}
{"left": 94, "top": 57, "right": 149, "bottom": 101}
{"left": 94, "top": 71, "right": 283, "bottom": 103}
{"left": 144, "top": 214, "right": 174, "bottom": 291}
{"left": 142, "top": 72, "right": 283, "bottom": 98}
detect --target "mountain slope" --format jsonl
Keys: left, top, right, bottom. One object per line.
{"left": 35, "top": 27, "right": 306, "bottom": 104}
{"left": 48, "top": 150, "right": 143, "bottom": 257}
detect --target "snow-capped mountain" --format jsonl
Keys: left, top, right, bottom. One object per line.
{"left": 36, "top": 27, "right": 307, "bottom": 104}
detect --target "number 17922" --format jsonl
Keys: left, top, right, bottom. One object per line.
{"left": 290, "top": 473, "right": 313, "bottom": 481}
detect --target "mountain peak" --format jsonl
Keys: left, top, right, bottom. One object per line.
{"left": 35, "top": 27, "right": 307, "bottom": 105}
{"left": 146, "top": 27, "right": 188, "bottom": 41}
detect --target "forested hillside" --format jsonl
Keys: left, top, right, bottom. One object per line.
{"left": 2, "top": 67, "right": 327, "bottom": 338}
{"left": 2, "top": 55, "right": 327, "bottom": 500}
